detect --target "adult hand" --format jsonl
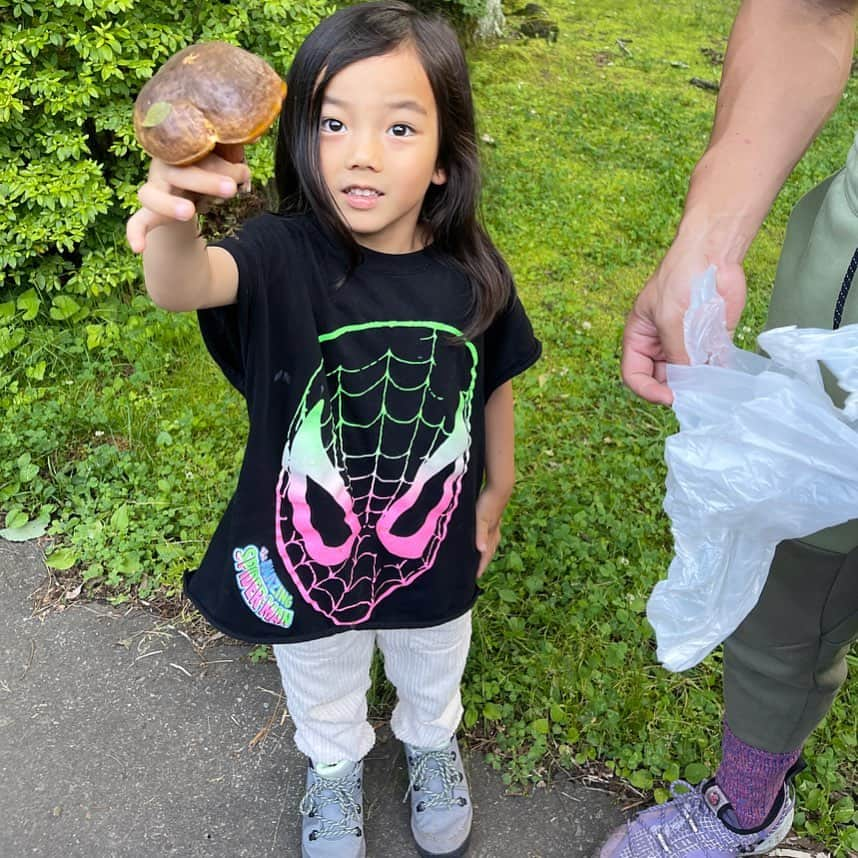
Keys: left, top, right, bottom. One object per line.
{"left": 126, "top": 144, "right": 250, "bottom": 254}
{"left": 621, "top": 243, "right": 747, "bottom": 406}
{"left": 617, "top": 0, "right": 858, "bottom": 406}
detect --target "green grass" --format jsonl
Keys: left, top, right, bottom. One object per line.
{"left": 464, "top": 1, "right": 857, "bottom": 851}
{"left": 1, "top": 0, "right": 857, "bottom": 851}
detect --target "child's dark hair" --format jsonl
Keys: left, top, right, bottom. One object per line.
{"left": 274, "top": 0, "right": 513, "bottom": 339}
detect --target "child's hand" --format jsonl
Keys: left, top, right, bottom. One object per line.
{"left": 125, "top": 145, "right": 251, "bottom": 254}
{"left": 475, "top": 486, "right": 509, "bottom": 578}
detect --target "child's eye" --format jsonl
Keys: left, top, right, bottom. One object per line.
{"left": 389, "top": 123, "right": 414, "bottom": 137}
{"left": 321, "top": 118, "right": 345, "bottom": 133}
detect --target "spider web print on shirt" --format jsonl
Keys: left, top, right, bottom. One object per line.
{"left": 274, "top": 321, "right": 478, "bottom": 626}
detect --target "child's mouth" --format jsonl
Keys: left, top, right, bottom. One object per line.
{"left": 344, "top": 186, "right": 382, "bottom": 210}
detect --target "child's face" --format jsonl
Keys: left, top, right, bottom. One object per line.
{"left": 319, "top": 45, "right": 446, "bottom": 254}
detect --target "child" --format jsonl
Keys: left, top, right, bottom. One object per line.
{"left": 127, "top": 3, "right": 541, "bottom": 856}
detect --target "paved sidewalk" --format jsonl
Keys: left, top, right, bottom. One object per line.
{"left": 0, "top": 538, "right": 625, "bottom": 858}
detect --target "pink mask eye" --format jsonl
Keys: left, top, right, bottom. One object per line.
{"left": 376, "top": 393, "right": 469, "bottom": 559}
{"left": 282, "top": 401, "right": 360, "bottom": 566}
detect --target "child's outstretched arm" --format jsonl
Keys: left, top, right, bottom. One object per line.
{"left": 126, "top": 149, "right": 251, "bottom": 311}
{"left": 476, "top": 381, "right": 515, "bottom": 578}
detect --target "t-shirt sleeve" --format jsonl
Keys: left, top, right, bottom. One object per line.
{"left": 483, "top": 288, "right": 541, "bottom": 396}
{"left": 197, "top": 215, "right": 275, "bottom": 395}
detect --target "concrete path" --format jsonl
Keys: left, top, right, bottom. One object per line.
{"left": 0, "top": 538, "right": 625, "bottom": 857}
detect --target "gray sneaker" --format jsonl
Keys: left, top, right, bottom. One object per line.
{"left": 300, "top": 760, "right": 365, "bottom": 858}
{"left": 598, "top": 768, "right": 800, "bottom": 858}
{"left": 403, "top": 736, "right": 472, "bottom": 857}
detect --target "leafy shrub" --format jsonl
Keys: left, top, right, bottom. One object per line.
{"left": 337, "top": 0, "right": 502, "bottom": 39}
{"left": 0, "top": 0, "right": 331, "bottom": 591}
{"left": 0, "top": 0, "right": 332, "bottom": 305}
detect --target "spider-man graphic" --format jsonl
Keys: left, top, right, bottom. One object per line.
{"left": 270, "top": 321, "right": 477, "bottom": 626}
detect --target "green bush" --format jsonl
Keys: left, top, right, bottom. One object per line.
{"left": 0, "top": 0, "right": 330, "bottom": 592}
{"left": 334, "top": 0, "right": 501, "bottom": 40}
{"left": 0, "top": 0, "right": 332, "bottom": 305}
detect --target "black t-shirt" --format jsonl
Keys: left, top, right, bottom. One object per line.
{"left": 187, "top": 212, "right": 541, "bottom": 643}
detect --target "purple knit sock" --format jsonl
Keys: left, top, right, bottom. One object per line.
{"left": 715, "top": 721, "right": 801, "bottom": 829}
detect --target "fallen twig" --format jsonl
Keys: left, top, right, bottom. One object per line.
{"left": 249, "top": 694, "right": 285, "bottom": 750}
{"left": 17, "top": 639, "right": 36, "bottom": 681}
{"left": 690, "top": 77, "right": 720, "bottom": 92}
{"left": 132, "top": 649, "right": 163, "bottom": 663}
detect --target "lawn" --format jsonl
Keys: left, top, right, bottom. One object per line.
{"left": 466, "top": 1, "right": 857, "bottom": 850}
{"left": 2, "top": 0, "right": 856, "bottom": 851}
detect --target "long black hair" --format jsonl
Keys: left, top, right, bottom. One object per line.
{"left": 274, "top": 0, "right": 513, "bottom": 339}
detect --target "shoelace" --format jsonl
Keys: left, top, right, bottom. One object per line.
{"left": 405, "top": 747, "right": 465, "bottom": 811}
{"left": 625, "top": 780, "right": 760, "bottom": 855}
{"left": 300, "top": 769, "right": 362, "bottom": 841}
{"left": 622, "top": 781, "right": 697, "bottom": 854}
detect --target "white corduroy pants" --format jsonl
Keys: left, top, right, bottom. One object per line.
{"left": 273, "top": 611, "right": 472, "bottom": 765}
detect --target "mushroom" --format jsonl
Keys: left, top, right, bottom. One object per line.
{"left": 133, "top": 42, "right": 287, "bottom": 166}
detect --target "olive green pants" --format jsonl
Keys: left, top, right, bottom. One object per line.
{"left": 727, "top": 134, "right": 858, "bottom": 754}
{"left": 723, "top": 538, "right": 858, "bottom": 753}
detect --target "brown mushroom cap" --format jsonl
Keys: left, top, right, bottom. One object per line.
{"left": 133, "top": 42, "right": 287, "bottom": 166}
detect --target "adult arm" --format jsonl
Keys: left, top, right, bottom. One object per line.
{"left": 622, "top": 0, "right": 858, "bottom": 405}
{"left": 476, "top": 381, "right": 515, "bottom": 577}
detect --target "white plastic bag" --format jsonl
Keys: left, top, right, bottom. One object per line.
{"left": 647, "top": 267, "right": 858, "bottom": 672}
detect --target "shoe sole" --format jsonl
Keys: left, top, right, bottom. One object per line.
{"left": 415, "top": 830, "right": 472, "bottom": 858}
{"left": 302, "top": 843, "right": 366, "bottom": 858}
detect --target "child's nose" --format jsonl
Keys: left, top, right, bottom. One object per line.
{"left": 347, "top": 130, "right": 381, "bottom": 171}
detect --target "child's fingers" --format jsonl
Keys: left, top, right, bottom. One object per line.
{"left": 146, "top": 153, "right": 250, "bottom": 197}
{"left": 475, "top": 516, "right": 489, "bottom": 552}
{"left": 476, "top": 532, "right": 497, "bottom": 578}
{"left": 126, "top": 207, "right": 168, "bottom": 253}
{"left": 476, "top": 538, "right": 489, "bottom": 577}
{"left": 184, "top": 153, "right": 252, "bottom": 191}
{"left": 475, "top": 514, "right": 501, "bottom": 578}
{"left": 128, "top": 153, "right": 253, "bottom": 254}
{"left": 477, "top": 554, "right": 488, "bottom": 579}
{"left": 158, "top": 158, "right": 242, "bottom": 199}
{"left": 137, "top": 182, "right": 198, "bottom": 222}
{"left": 126, "top": 207, "right": 153, "bottom": 253}
{"left": 126, "top": 206, "right": 186, "bottom": 254}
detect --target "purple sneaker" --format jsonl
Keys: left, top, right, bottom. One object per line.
{"left": 598, "top": 773, "right": 797, "bottom": 857}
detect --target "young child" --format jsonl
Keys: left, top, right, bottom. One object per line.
{"left": 127, "top": 3, "right": 540, "bottom": 856}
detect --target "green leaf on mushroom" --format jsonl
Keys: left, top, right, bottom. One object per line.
{"left": 142, "top": 101, "right": 173, "bottom": 128}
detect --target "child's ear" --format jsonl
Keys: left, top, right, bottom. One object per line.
{"left": 431, "top": 164, "right": 447, "bottom": 186}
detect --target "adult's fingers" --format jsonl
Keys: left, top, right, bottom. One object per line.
{"left": 622, "top": 366, "right": 673, "bottom": 406}
{"left": 620, "top": 305, "right": 679, "bottom": 406}
{"left": 711, "top": 261, "right": 748, "bottom": 337}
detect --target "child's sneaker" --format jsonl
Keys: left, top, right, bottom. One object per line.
{"left": 403, "top": 736, "right": 472, "bottom": 857}
{"left": 299, "top": 759, "right": 365, "bottom": 858}
{"left": 598, "top": 767, "right": 800, "bottom": 858}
